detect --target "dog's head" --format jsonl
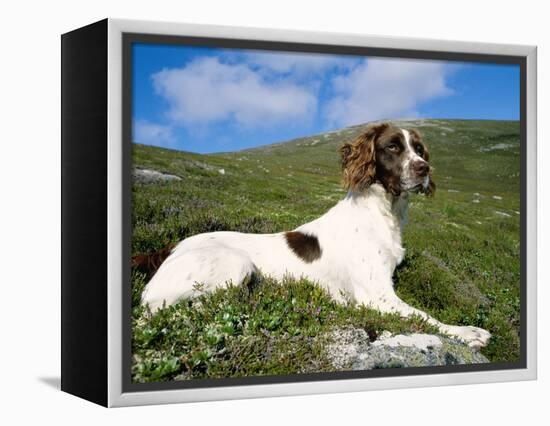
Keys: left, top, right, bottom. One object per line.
{"left": 340, "top": 122, "right": 435, "bottom": 196}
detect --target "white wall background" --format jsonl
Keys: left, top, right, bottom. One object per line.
{"left": 1, "top": 0, "right": 546, "bottom": 424}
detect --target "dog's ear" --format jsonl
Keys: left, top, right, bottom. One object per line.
{"left": 340, "top": 122, "right": 388, "bottom": 191}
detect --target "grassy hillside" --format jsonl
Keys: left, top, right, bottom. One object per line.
{"left": 131, "top": 119, "right": 521, "bottom": 383}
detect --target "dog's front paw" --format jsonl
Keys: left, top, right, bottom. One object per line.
{"left": 442, "top": 325, "right": 492, "bottom": 349}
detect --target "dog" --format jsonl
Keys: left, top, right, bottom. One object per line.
{"left": 140, "top": 122, "right": 491, "bottom": 348}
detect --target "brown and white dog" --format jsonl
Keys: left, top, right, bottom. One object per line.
{"left": 140, "top": 122, "right": 491, "bottom": 348}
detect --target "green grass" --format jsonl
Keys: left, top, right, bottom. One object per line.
{"left": 131, "top": 273, "right": 438, "bottom": 382}
{"left": 131, "top": 119, "right": 521, "bottom": 382}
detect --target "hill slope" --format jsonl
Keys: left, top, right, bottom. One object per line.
{"left": 131, "top": 119, "right": 521, "bottom": 381}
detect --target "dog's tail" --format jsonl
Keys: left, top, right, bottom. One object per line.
{"left": 131, "top": 243, "right": 177, "bottom": 276}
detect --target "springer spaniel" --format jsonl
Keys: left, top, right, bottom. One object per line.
{"left": 140, "top": 122, "right": 491, "bottom": 348}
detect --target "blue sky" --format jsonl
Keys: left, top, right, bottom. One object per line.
{"left": 132, "top": 43, "right": 520, "bottom": 154}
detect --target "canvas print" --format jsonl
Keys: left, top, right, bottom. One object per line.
{"left": 129, "top": 42, "right": 521, "bottom": 384}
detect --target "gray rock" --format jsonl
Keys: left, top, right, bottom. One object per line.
{"left": 326, "top": 328, "right": 489, "bottom": 371}
{"left": 495, "top": 211, "right": 511, "bottom": 218}
{"left": 479, "top": 143, "right": 515, "bottom": 152}
{"left": 133, "top": 168, "right": 182, "bottom": 184}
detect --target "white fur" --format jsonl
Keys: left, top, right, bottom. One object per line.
{"left": 141, "top": 129, "right": 491, "bottom": 348}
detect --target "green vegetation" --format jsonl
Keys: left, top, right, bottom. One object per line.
{"left": 131, "top": 119, "right": 521, "bottom": 382}
{"left": 132, "top": 273, "right": 437, "bottom": 382}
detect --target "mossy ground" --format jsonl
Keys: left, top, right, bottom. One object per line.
{"left": 131, "top": 119, "right": 521, "bottom": 382}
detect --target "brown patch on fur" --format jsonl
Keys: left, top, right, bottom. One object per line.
{"left": 408, "top": 128, "right": 436, "bottom": 196}
{"left": 340, "top": 123, "right": 389, "bottom": 191}
{"left": 284, "top": 231, "right": 322, "bottom": 263}
{"left": 374, "top": 126, "right": 408, "bottom": 196}
{"left": 131, "top": 243, "right": 176, "bottom": 276}
{"left": 408, "top": 128, "right": 429, "bottom": 161}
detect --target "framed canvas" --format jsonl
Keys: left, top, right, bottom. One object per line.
{"left": 61, "top": 18, "right": 537, "bottom": 407}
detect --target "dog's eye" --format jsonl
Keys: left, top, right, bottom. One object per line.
{"left": 387, "top": 144, "right": 399, "bottom": 152}
{"left": 415, "top": 145, "right": 424, "bottom": 155}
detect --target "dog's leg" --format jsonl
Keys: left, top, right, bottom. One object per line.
{"left": 369, "top": 293, "right": 491, "bottom": 349}
{"left": 141, "top": 246, "right": 257, "bottom": 312}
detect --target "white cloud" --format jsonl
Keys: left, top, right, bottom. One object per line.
{"left": 325, "top": 58, "right": 454, "bottom": 127}
{"left": 239, "top": 51, "right": 358, "bottom": 77}
{"left": 151, "top": 57, "right": 317, "bottom": 128}
{"left": 133, "top": 120, "right": 175, "bottom": 148}
{"left": 141, "top": 54, "right": 456, "bottom": 151}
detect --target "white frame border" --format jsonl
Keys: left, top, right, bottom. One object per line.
{"left": 107, "top": 18, "right": 537, "bottom": 407}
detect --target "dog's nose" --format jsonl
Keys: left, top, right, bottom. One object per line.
{"left": 413, "top": 160, "right": 429, "bottom": 177}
